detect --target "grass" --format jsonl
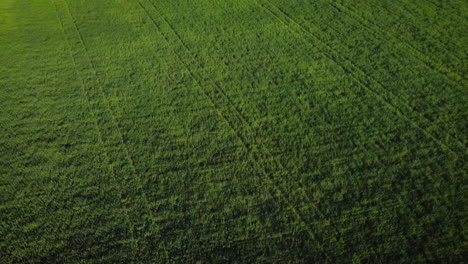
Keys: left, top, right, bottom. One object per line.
{"left": 0, "top": 0, "right": 466, "bottom": 262}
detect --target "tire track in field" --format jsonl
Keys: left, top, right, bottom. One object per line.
{"left": 203, "top": 0, "right": 374, "bottom": 249}
{"left": 53, "top": 0, "right": 162, "bottom": 259}
{"left": 139, "top": 0, "right": 329, "bottom": 218}
{"left": 395, "top": 0, "right": 467, "bottom": 54}
{"left": 255, "top": 0, "right": 466, "bottom": 157}
{"left": 52, "top": 0, "right": 138, "bottom": 254}
{"left": 136, "top": 0, "right": 332, "bottom": 255}
{"left": 83, "top": 0, "right": 310, "bottom": 258}
{"left": 192, "top": 0, "right": 462, "bottom": 230}
{"left": 260, "top": 0, "right": 467, "bottom": 150}
{"left": 137, "top": 0, "right": 397, "bottom": 254}
{"left": 328, "top": 1, "right": 467, "bottom": 84}
{"left": 138, "top": 0, "right": 327, "bottom": 205}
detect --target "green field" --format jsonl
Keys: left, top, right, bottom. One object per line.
{"left": 1, "top": 0, "right": 466, "bottom": 262}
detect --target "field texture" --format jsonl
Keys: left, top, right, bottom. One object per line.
{"left": 1, "top": 0, "right": 467, "bottom": 263}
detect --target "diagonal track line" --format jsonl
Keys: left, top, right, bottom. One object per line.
{"left": 139, "top": 0, "right": 464, "bottom": 227}
{"left": 329, "top": 0, "right": 467, "bottom": 84}
{"left": 143, "top": 2, "right": 464, "bottom": 254}
{"left": 61, "top": 0, "right": 156, "bottom": 231}
{"left": 135, "top": 0, "right": 332, "bottom": 255}
{"left": 255, "top": 0, "right": 466, "bottom": 157}
{"left": 54, "top": 0, "right": 165, "bottom": 259}
{"left": 51, "top": 0, "right": 139, "bottom": 255}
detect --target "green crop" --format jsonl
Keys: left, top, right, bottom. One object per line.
{"left": 1, "top": 0, "right": 466, "bottom": 263}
